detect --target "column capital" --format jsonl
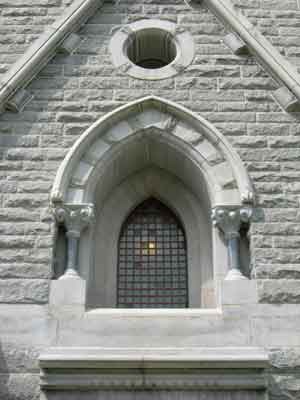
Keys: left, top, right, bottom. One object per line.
{"left": 53, "top": 203, "right": 95, "bottom": 236}
{"left": 211, "top": 206, "right": 252, "bottom": 239}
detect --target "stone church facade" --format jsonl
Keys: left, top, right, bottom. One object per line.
{"left": 0, "top": 0, "right": 300, "bottom": 398}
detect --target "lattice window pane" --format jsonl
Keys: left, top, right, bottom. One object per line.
{"left": 117, "top": 198, "right": 188, "bottom": 308}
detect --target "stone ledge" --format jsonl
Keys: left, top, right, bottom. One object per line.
{"left": 39, "top": 347, "right": 269, "bottom": 369}
{"left": 39, "top": 372, "right": 267, "bottom": 391}
{"left": 39, "top": 347, "right": 269, "bottom": 390}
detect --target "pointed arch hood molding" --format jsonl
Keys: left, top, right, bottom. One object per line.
{"left": 51, "top": 96, "right": 254, "bottom": 209}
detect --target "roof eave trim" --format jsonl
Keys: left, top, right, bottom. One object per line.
{"left": 1, "top": 0, "right": 300, "bottom": 115}
{"left": 205, "top": 0, "right": 300, "bottom": 102}
{"left": 0, "top": 0, "right": 104, "bottom": 114}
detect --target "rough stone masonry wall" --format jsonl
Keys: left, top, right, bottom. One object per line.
{"left": 0, "top": 0, "right": 300, "bottom": 399}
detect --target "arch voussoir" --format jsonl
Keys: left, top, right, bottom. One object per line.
{"left": 51, "top": 96, "right": 254, "bottom": 208}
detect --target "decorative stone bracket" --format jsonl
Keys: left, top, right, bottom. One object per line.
{"left": 273, "top": 86, "right": 300, "bottom": 112}
{"left": 212, "top": 206, "right": 252, "bottom": 280}
{"left": 223, "top": 32, "right": 248, "bottom": 55}
{"left": 53, "top": 203, "right": 95, "bottom": 279}
{"left": 6, "top": 88, "right": 34, "bottom": 112}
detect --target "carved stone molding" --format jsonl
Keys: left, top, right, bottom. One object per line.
{"left": 51, "top": 96, "right": 255, "bottom": 208}
{"left": 2, "top": 0, "right": 300, "bottom": 114}
{"left": 109, "top": 19, "right": 195, "bottom": 80}
{"left": 53, "top": 203, "right": 95, "bottom": 236}
{"left": 273, "top": 86, "right": 300, "bottom": 112}
{"left": 241, "top": 188, "right": 255, "bottom": 205}
{"left": 212, "top": 206, "right": 252, "bottom": 280}
{"left": 6, "top": 88, "right": 34, "bottom": 112}
{"left": 0, "top": 0, "right": 104, "bottom": 114}
{"left": 223, "top": 33, "right": 248, "bottom": 55}
{"left": 211, "top": 206, "right": 252, "bottom": 240}
{"left": 53, "top": 203, "right": 95, "bottom": 279}
{"left": 39, "top": 347, "right": 269, "bottom": 390}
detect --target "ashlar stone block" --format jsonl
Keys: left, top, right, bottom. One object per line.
{"left": 72, "top": 161, "right": 93, "bottom": 185}
{"left": 84, "top": 139, "right": 110, "bottom": 165}
{"left": 49, "top": 276, "right": 86, "bottom": 307}
{"left": 220, "top": 280, "right": 258, "bottom": 306}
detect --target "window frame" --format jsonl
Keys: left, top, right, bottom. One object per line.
{"left": 116, "top": 198, "right": 189, "bottom": 309}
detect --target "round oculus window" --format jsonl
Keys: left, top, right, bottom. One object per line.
{"left": 126, "top": 28, "right": 177, "bottom": 69}
{"left": 109, "top": 19, "right": 195, "bottom": 80}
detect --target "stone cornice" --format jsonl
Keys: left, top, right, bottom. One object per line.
{"left": 40, "top": 373, "right": 267, "bottom": 391}
{"left": 39, "top": 347, "right": 269, "bottom": 390}
{"left": 0, "top": 0, "right": 104, "bottom": 114}
{"left": 39, "top": 347, "right": 269, "bottom": 369}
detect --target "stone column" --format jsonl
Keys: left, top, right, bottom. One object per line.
{"left": 212, "top": 206, "right": 252, "bottom": 280}
{"left": 53, "top": 204, "right": 95, "bottom": 279}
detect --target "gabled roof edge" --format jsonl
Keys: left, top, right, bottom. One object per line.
{"left": 205, "top": 0, "right": 300, "bottom": 101}
{"left": 0, "top": 0, "right": 104, "bottom": 114}
{"left": 1, "top": 0, "right": 300, "bottom": 114}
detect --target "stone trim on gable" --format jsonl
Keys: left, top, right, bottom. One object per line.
{"left": 0, "top": 0, "right": 300, "bottom": 113}
{"left": 0, "top": 0, "right": 104, "bottom": 114}
{"left": 205, "top": 0, "right": 300, "bottom": 111}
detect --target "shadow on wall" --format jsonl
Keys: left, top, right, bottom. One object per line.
{"left": 0, "top": 341, "right": 9, "bottom": 399}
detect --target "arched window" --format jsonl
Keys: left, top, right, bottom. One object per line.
{"left": 117, "top": 198, "right": 188, "bottom": 308}
{"left": 50, "top": 97, "right": 255, "bottom": 310}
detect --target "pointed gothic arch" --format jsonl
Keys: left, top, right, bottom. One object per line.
{"left": 51, "top": 97, "right": 254, "bottom": 309}
{"left": 51, "top": 96, "right": 254, "bottom": 208}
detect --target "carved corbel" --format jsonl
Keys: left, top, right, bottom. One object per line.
{"left": 6, "top": 88, "right": 34, "bottom": 112}
{"left": 59, "top": 33, "right": 82, "bottom": 54}
{"left": 223, "top": 33, "right": 248, "bottom": 55}
{"left": 212, "top": 206, "right": 252, "bottom": 280}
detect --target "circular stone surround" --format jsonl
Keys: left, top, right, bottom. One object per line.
{"left": 109, "top": 19, "right": 195, "bottom": 80}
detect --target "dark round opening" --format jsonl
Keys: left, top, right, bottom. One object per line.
{"left": 126, "top": 28, "right": 177, "bottom": 70}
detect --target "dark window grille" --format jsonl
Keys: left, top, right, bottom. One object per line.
{"left": 117, "top": 198, "right": 188, "bottom": 308}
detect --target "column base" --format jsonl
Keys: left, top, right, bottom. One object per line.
{"left": 59, "top": 268, "right": 81, "bottom": 280}
{"left": 49, "top": 276, "right": 86, "bottom": 307}
{"left": 225, "top": 268, "right": 248, "bottom": 281}
{"left": 220, "top": 279, "right": 258, "bottom": 305}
